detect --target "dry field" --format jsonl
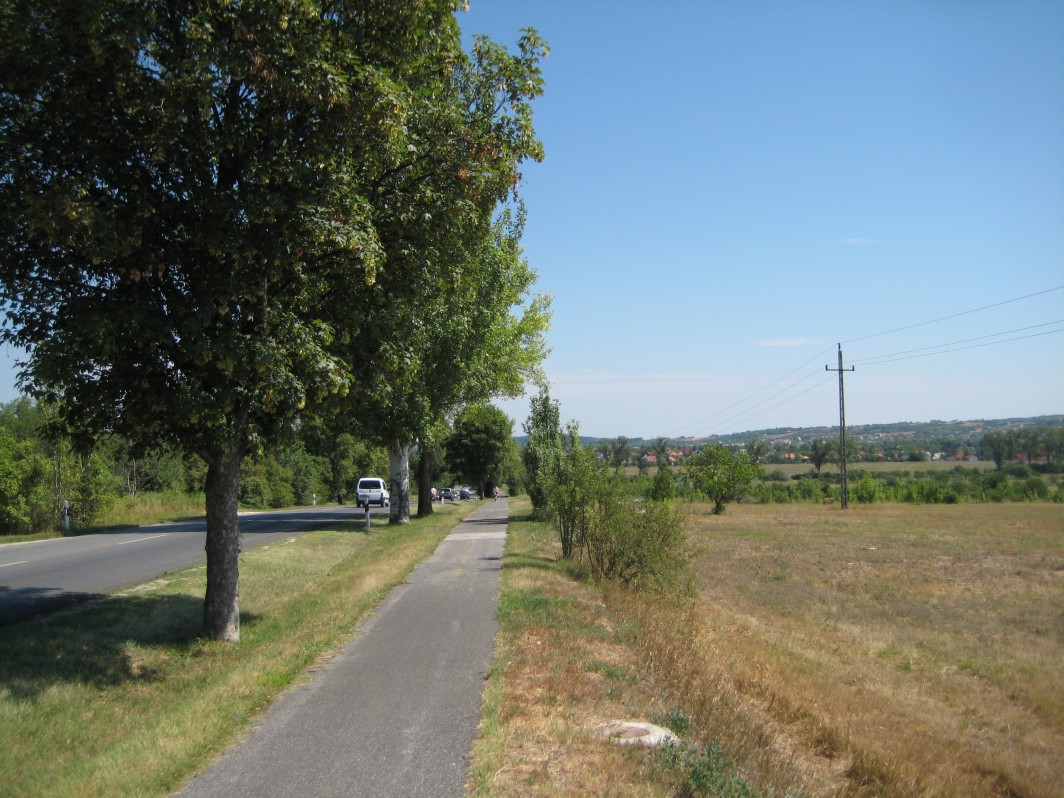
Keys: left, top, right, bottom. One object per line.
{"left": 627, "top": 501, "right": 1064, "bottom": 797}
{"left": 473, "top": 500, "right": 1063, "bottom": 798}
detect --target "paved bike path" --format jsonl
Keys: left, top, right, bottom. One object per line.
{"left": 177, "top": 499, "right": 509, "bottom": 797}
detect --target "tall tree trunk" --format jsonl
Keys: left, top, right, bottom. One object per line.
{"left": 387, "top": 439, "right": 411, "bottom": 524}
{"left": 203, "top": 451, "right": 242, "bottom": 642}
{"left": 416, "top": 442, "right": 434, "bottom": 518}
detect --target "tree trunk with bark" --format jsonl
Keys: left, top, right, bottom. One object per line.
{"left": 416, "top": 443, "right": 434, "bottom": 518}
{"left": 387, "top": 439, "right": 411, "bottom": 524}
{"left": 202, "top": 451, "right": 243, "bottom": 642}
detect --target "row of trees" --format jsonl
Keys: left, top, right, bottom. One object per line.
{"left": 0, "top": 395, "right": 530, "bottom": 536}
{"left": 590, "top": 424, "right": 1064, "bottom": 472}
{"left": 0, "top": 4, "right": 549, "bottom": 641}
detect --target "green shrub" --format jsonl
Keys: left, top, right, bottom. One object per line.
{"left": 852, "top": 474, "right": 881, "bottom": 503}
{"left": 793, "top": 476, "right": 826, "bottom": 502}
{"left": 648, "top": 465, "right": 678, "bottom": 502}
{"left": 1021, "top": 476, "right": 1049, "bottom": 500}
{"left": 584, "top": 496, "right": 691, "bottom": 595}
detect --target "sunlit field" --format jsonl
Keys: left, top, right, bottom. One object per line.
{"left": 623, "top": 501, "right": 1064, "bottom": 796}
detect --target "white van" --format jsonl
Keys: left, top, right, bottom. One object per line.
{"left": 356, "top": 477, "right": 390, "bottom": 508}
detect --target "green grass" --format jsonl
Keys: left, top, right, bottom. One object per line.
{"left": 0, "top": 502, "right": 476, "bottom": 798}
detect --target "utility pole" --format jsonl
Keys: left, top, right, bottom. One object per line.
{"left": 825, "top": 344, "right": 855, "bottom": 508}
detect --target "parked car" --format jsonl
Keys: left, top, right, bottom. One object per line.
{"left": 460, "top": 487, "right": 479, "bottom": 500}
{"left": 356, "top": 477, "right": 390, "bottom": 508}
{"left": 439, "top": 487, "right": 455, "bottom": 501}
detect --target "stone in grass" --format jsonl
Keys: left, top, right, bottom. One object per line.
{"left": 597, "top": 720, "right": 680, "bottom": 748}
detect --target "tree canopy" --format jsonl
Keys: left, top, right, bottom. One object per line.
{"left": 0, "top": 1, "right": 546, "bottom": 640}
{"left": 684, "top": 444, "right": 762, "bottom": 515}
{"left": 446, "top": 403, "right": 514, "bottom": 497}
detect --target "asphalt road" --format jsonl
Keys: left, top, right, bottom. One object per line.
{"left": 0, "top": 503, "right": 393, "bottom": 626}
{"left": 176, "top": 498, "right": 509, "bottom": 798}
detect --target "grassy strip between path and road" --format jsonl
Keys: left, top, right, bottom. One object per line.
{"left": 0, "top": 501, "right": 477, "bottom": 798}
{"left": 471, "top": 498, "right": 1064, "bottom": 798}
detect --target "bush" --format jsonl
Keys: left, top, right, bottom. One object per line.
{"left": 1021, "top": 476, "right": 1049, "bottom": 500}
{"left": 793, "top": 476, "right": 826, "bottom": 502}
{"left": 239, "top": 457, "right": 296, "bottom": 509}
{"left": 648, "top": 466, "right": 678, "bottom": 502}
{"left": 584, "top": 496, "right": 691, "bottom": 595}
{"left": 852, "top": 474, "right": 881, "bottom": 503}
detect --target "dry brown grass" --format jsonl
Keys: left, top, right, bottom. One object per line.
{"left": 471, "top": 502, "right": 685, "bottom": 797}
{"left": 473, "top": 499, "right": 1063, "bottom": 798}
{"left": 623, "top": 501, "right": 1064, "bottom": 797}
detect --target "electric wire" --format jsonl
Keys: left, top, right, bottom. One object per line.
{"left": 848, "top": 327, "right": 1064, "bottom": 366}
{"left": 665, "top": 345, "right": 834, "bottom": 438}
{"left": 692, "top": 374, "right": 835, "bottom": 440}
{"left": 849, "top": 320, "right": 1064, "bottom": 366}
{"left": 840, "top": 284, "right": 1063, "bottom": 345}
{"left": 664, "top": 284, "right": 1063, "bottom": 440}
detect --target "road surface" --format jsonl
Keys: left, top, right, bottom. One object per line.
{"left": 0, "top": 503, "right": 392, "bottom": 626}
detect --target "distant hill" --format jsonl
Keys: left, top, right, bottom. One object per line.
{"left": 512, "top": 415, "right": 1063, "bottom": 448}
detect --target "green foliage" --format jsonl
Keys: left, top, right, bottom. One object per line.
{"left": 809, "top": 438, "right": 835, "bottom": 474}
{"left": 522, "top": 385, "right": 563, "bottom": 517}
{"left": 852, "top": 473, "right": 882, "bottom": 503}
{"left": 0, "top": 1, "right": 549, "bottom": 636}
{"left": 584, "top": 490, "right": 691, "bottom": 594}
{"left": 0, "top": 427, "right": 51, "bottom": 534}
{"left": 534, "top": 422, "right": 692, "bottom": 594}
{"left": 549, "top": 423, "right": 600, "bottom": 560}
{"left": 657, "top": 741, "right": 760, "bottom": 798}
{"left": 648, "top": 465, "right": 678, "bottom": 502}
{"left": 446, "top": 404, "right": 514, "bottom": 495}
{"left": 684, "top": 445, "right": 763, "bottom": 514}
{"left": 70, "top": 449, "right": 118, "bottom": 526}
{"left": 239, "top": 457, "right": 296, "bottom": 510}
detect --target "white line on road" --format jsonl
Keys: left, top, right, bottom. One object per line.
{"left": 0, "top": 560, "right": 28, "bottom": 568}
{"left": 117, "top": 534, "right": 167, "bottom": 546}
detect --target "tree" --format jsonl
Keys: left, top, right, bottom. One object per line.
{"left": 333, "top": 31, "right": 549, "bottom": 524}
{"left": 981, "top": 430, "right": 1016, "bottom": 470}
{"left": 0, "top": 2, "right": 478, "bottom": 641}
{"left": 523, "top": 384, "right": 563, "bottom": 517}
{"left": 647, "top": 463, "right": 678, "bottom": 502}
{"left": 611, "top": 436, "right": 633, "bottom": 469}
{"left": 550, "top": 422, "right": 600, "bottom": 559}
{"left": 809, "top": 438, "right": 835, "bottom": 475}
{"left": 745, "top": 437, "right": 770, "bottom": 464}
{"left": 446, "top": 404, "right": 514, "bottom": 497}
{"left": 653, "top": 437, "right": 671, "bottom": 469}
{"left": 684, "top": 444, "right": 762, "bottom": 515}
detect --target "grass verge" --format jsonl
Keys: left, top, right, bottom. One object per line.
{"left": 0, "top": 501, "right": 477, "bottom": 798}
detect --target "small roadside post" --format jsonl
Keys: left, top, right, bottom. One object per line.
{"left": 364, "top": 502, "right": 371, "bottom": 529}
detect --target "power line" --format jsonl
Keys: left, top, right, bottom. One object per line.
{"left": 841, "top": 284, "right": 1064, "bottom": 345}
{"left": 693, "top": 374, "right": 835, "bottom": 439}
{"left": 849, "top": 327, "right": 1064, "bottom": 366}
{"left": 666, "top": 284, "right": 1062, "bottom": 440}
{"left": 665, "top": 346, "right": 833, "bottom": 438}
{"left": 850, "top": 319, "right": 1064, "bottom": 365}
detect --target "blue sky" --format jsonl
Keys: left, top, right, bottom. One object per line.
{"left": 461, "top": 0, "right": 1064, "bottom": 438}
{"left": 0, "top": 2, "right": 1061, "bottom": 441}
